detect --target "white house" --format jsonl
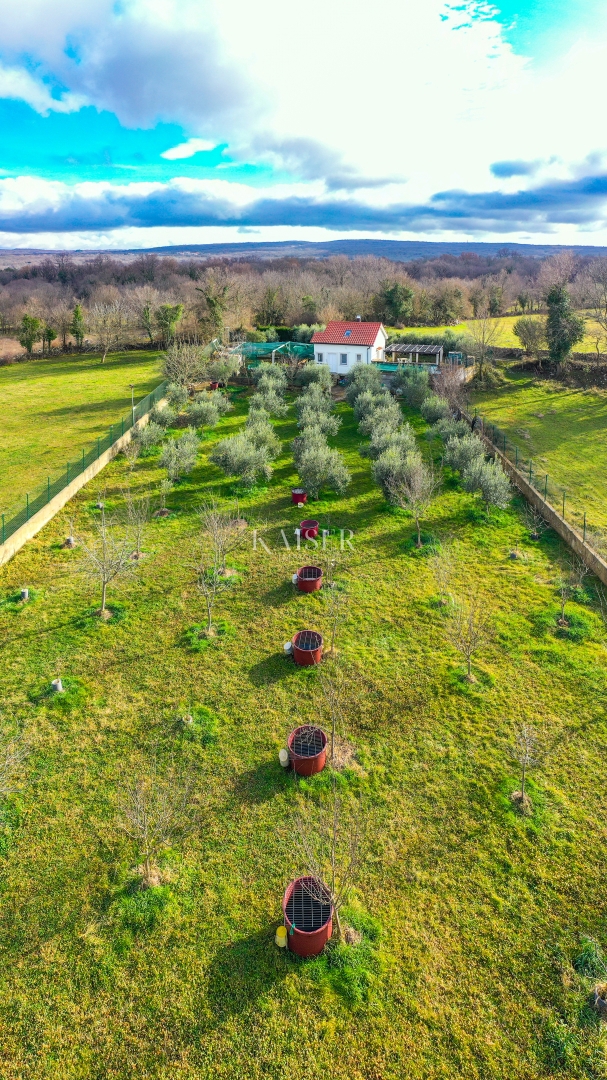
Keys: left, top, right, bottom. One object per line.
{"left": 311, "top": 320, "right": 387, "bottom": 374}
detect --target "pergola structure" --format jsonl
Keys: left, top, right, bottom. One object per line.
{"left": 386, "top": 343, "right": 444, "bottom": 365}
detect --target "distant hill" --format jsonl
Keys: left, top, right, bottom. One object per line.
{"left": 140, "top": 238, "right": 607, "bottom": 262}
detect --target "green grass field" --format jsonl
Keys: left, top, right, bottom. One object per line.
{"left": 391, "top": 314, "right": 606, "bottom": 354}
{"left": 1, "top": 390, "right": 607, "bottom": 1078}
{"left": 0, "top": 351, "right": 163, "bottom": 515}
{"left": 471, "top": 369, "right": 607, "bottom": 531}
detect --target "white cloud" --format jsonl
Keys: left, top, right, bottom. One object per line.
{"left": 1, "top": 0, "right": 607, "bottom": 242}
{"left": 161, "top": 138, "right": 217, "bottom": 159}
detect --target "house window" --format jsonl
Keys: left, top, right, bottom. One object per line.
{"left": 344, "top": 330, "right": 352, "bottom": 337}
{"left": 356, "top": 353, "right": 362, "bottom": 362}
{"left": 317, "top": 352, "right": 324, "bottom": 364}
{"left": 340, "top": 353, "right": 348, "bottom": 366}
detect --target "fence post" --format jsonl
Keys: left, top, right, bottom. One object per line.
{"left": 583, "top": 512, "right": 587, "bottom": 541}
{"left": 544, "top": 475, "right": 548, "bottom": 499}
{"left": 66, "top": 462, "right": 69, "bottom": 484}
{"left": 97, "top": 438, "right": 100, "bottom": 459}
{"left": 1, "top": 514, "right": 4, "bottom": 544}
{"left": 562, "top": 492, "right": 566, "bottom": 519}
{"left": 47, "top": 477, "right": 50, "bottom": 504}
{"left": 529, "top": 461, "right": 532, "bottom": 482}
{"left": 109, "top": 425, "right": 113, "bottom": 445}
{"left": 121, "top": 418, "right": 124, "bottom": 437}
{"left": 82, "top": 449, "right": 85, "bottom": 472}
{"left": 26, "top": 493, "right": 29, "bottom": 521}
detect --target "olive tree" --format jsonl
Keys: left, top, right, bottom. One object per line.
{"left": 211, "top": 434, "right": 273, "bottom": 487}
{"left": 420, "top": 393, "right": 450, "bottom": 423}
{"left": 462, "top": 458, "right": 511, "bottom": 510}
{"left": 443, "top": 433, "right": 485, "bottom": 473}
{"left": 297, "top": 443, "right": 350, "bottom": 499}
{"left": 160, "top": 429, "right": 200, "bottom": 481}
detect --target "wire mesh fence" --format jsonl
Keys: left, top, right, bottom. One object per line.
{"left": 472, "top": 409, "right": 607, "bottom": 557}
{"left": 1, "top": 380, "right": 167, "bottom": 546}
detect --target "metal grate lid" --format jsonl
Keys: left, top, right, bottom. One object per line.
{"left": 294, "top": 630, "right": 323, "bottom": 650}
{"left": 292, "top": 725, "right": 326, "bottom": 757}
{"left": 286, "top": 880, "right": 332, "bottom": 932}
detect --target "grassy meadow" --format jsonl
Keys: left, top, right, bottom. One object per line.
{"left": 0, "top": 350, "right": 163, "bottom": 515}
{"left": 1, "top": 388, "right": 607, "bottom": 1078}
{"left": 390, "top": 314, "right": 607, "bottom": 355}
{"left": 471, "top": 368, "right": 607, "bottom": 531}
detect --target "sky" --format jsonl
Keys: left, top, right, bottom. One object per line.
{"left": 0, "top": 0, "right": 606, "bottom": 250}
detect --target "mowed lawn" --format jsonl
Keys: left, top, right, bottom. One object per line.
{"left": 0, "top": 351, "right": 163, "bottom": 514}
{"left": 0, "top": 388, "right": 607, "bottom": 1078}
{"left": 471, "top": 369, "right": 607, "bottom": 529}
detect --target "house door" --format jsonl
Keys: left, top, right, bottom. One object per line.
{"left": 327, "top": 352, "right": 337, "bottom": 369}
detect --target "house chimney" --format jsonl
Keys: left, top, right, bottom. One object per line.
{"left": 355, "top": 315, "right": 361, "bottom": 321}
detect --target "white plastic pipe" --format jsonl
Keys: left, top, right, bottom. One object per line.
{"left": 20, "top": 588, "right": 29, "bottom": 601}
{"left": 51, "top": 678, "right": 64, "bottom": 693}
{"left": 292, "top": 573, "right": 298, "bottom": 585}
{"left": 283, "top": 641, "right": 293, "bottom": 654}
{"left": 279, "top": 748, "right": 290, "bottom": 767}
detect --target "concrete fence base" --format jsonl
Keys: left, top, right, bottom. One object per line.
{"left": 0, "top": 401, "right": 165, "bottom": 568}
{"left": 461, "top": 409, "right": 607, "bottom": 586}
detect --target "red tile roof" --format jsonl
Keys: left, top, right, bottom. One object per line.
{"left": 311, "top": 321, "right": 385, "bottom": 346}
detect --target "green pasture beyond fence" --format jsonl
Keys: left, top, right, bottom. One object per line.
{"left": 473, "top": 409, "right": 605, "bottom": 547}
{"left": 1, "top": 380, "right": 167, "bottom": 546}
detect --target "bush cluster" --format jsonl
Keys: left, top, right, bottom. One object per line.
{"left": 211, "top": 363, "right": 286, "bottom": 488}
{"left": 291, "top": 367, "right": 350, "bottom": 498}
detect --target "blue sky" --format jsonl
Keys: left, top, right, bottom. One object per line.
{"left": 0, "top": 0, "right": 605, "bottom": 249}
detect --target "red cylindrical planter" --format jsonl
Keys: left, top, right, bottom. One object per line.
{"left": 292, "top": 629, "right": 323, "bottom": 666}
{"left": 300, "top": 519, "right": 319, "bottom": 539}
{"left": 209, "top": 381, "right": 219, "bottom": 390}
{"left": 283, "top": 877, "right": 333, "bottom": 957}
{"left": 291, "top": 488, "right": 307, "bottom": 505}
{"left": 296, "top": 565, "right": 323, "bottom": 593}
{"left": 288, "top": 724, "right": 327, "bottom": 776}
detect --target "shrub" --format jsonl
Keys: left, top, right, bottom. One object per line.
{"left": 346, "top": 365, "right": 383, "bottom": 404}
{"left": 252, "top": 363, "right": 287, "bottom": 390}
{"left": 165, "top": 382, "right": 190, "bottom": 410}
{"left": 444, "top": 433, "right": 485, "bottom": 473}
{"left": 186, "top": 401, "right": 220, "bottom": 428}
{"left": 292, "top": 427, "right": 329, "bottom": 467}
{"left": 296, "top": 383, "right": 332, "bottom": 416}
{"left": 137, "top": 421, "right": 164, "bottom": 453}
{"left": 245, "top": 417, "right": 281, "bottom": 459}
{"left": 433, "top": 416, "right": 470, "bottom": 442}
{"left": 254, "top": 387, "right": 288, "bottom": 417}
{"left": 206, "top": 356, "right": 241, "bottom": 383}
{"left": 297, "top": 444, "right": 350, "bottom": 498}
{"left": 365, "top": 422, "right": 415, "bottom": 460}
{"left": 353, "top": 389, "right": 392, "bottom": 422}
{"left": 420, "top": 394, "right": 450, "bottom": 423}
{"left": 373, "top": 447, "right": 422, "bottom": 499}
{"left": 462, "top": 457, "right": 511, "bottom": 509}
{"left": 211, "top": 434, "right": 273, "bottom": 487}
{"left": 150, "top": 403, "right": 177, "bottom": 428}
{"left": 294, "top": 362, "right": 332, "bottom": 388}
{"left": 358, "top": 400, "right": 402, "bottom": 437}
{"left": 298, "top": 408, "right": 341, "bottom": 437}
{"left": 206, "top": 390, "right": 233, "bottom": 416}
{"left": 393, "top": 367, "right": 430, "bottom": 407}
{"left": 160, "top": 428, "right": 200, "bottom": 480}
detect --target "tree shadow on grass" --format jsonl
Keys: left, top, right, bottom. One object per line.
{"left": 248, "top": 653, "right": 297, "bottom": 686}
{"left": 231, "top": 757, "right": 294, "bottom": 804}
{"left": 204, "top": 927, "right": 295, "bottom": 1021}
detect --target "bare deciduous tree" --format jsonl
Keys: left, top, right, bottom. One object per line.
{"left": 192, "top": 543, "right": 234, "bottom": 634}
{"left": 446, "top": 593, "right": 492, "bottom": 682}
{"left": 388, "top": 458, "right": 439, "bottom": 548}
{"left": 465, "top": 305, "right": 503, "bottom": 381}
{"left": 0, "top": 733, "right": 28, "bottom": 798}
{"left": 116, "top": 763, "right": 198, "bottom": 887}
{"left": 198, "top": 499, "right": 247, "bottom": 576}
{"left": 77, "top": 506, "right": 136, "bottom": 616}
{"left": 89, "top": 300, "right": 130, "bottom": 363}
{"left": 295, "top": 784, "right": 364, "bottom": 942}
{"left": 122, "top": 438, "right": 140, "bottom": 472}
{"left": 429, "top": 542, "right": 454, "bottom": 606}
{"left": 125, "top": 488, "right": 150, "bottom": 560}
{"left": 510, "top": 723, "right": 539, "bottom": 815}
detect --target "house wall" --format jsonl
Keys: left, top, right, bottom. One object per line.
{"left": 314, "top": 331, "right": 387, "bottom": 373}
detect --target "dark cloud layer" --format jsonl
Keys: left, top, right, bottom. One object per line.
{"left": 2, "top": 171, "right": 607, "bottom": 234}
